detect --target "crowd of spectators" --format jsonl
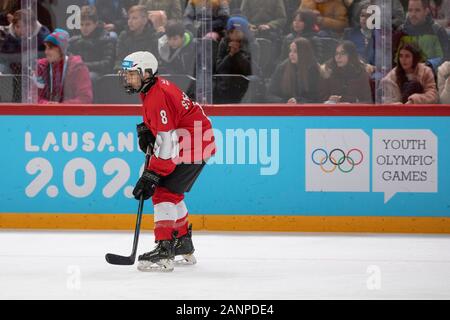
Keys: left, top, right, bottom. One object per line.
{"left": 0, "top": 0, "right": 449, "bottom": 105}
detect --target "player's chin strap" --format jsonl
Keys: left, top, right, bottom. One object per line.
{"left": 140, "top": 69, "right": 158, "bottom": 94}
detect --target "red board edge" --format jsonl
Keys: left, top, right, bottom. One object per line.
{"left": 1, "top": 103, "right": 450, "bottom": 116}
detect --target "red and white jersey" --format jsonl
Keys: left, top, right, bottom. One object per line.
{"left": 141, "top": 77, "right": 216, "bottom": 176}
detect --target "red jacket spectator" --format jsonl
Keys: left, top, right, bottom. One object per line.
{"left": 37, "top": 55, "right": 93, "bottom": 104}
{"left": 36, "top": 29, "right": 93, "bottom": 104}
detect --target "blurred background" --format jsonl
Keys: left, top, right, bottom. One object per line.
{"left": 0, "top": 0, "right": 448, "bottom": 106}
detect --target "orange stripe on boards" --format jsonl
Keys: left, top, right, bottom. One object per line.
{"left": 203, "top": 215, "right": 450, "bottom": 233}
{"left": 0, "top": 213, "right": 149, "bottom": 230}
{"left": 0, "top": 214, "right": 449, "bottom": 234}
{"left": 0, "top": 213, "right": 205, "bottom": 231}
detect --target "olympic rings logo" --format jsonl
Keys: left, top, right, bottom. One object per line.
{"left": 311, "top": 148, "right": 364, "bottom": 173}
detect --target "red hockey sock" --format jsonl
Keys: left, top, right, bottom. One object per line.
{"left": 175, "top": 214, "right": 189, "bottom": 238}
{"left": 154, "top": 220, "right": 176, "bottom": 241}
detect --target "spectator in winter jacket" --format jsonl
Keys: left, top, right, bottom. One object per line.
{"left": 214, "top": 14, "right": 258, "bottom": 104}
{"left": 438, "top": 61, "right": 450, "bottom": 104}
{"left": 240, "top": 0, "right": 287, "bottom": 75}
{"left": 300, "top": 0, "right": 349, "bottom": 36}
{"left": 343, "top": 2, "right": 373, "bottom": 63}
{"left": 0, "top": 9, "right": 50, "bottom": 74}
{"left": 68, "top": 6, "right": 115, "bottom": 81}
{"left": 36, "top": 29, "right": 93, "bottom": 104}
{"left": 381, "top": 43, "right": 438, "bottom": 104}
{"left": 158, "top": 20, "right": 195, "bottom": 76}
{"left": 394, "top": 0, "right": 449, "bottom": 67}
{"left": 241, "top": 0, "right": 287, "bottom": 38}
{"left": 114, "top": 5, "right": 158, "bottom": 71}
{"left": 321, "top": 40, "right": 373, "bottom": 103}
{"left": 347, "top": 0, "right": 405, "bottom": 30}
{"left": 279, "top": 9, "right": 322, "bottom": 62}
{"left": 183, "top": 0, "right": 230, "bottom": 40}
{"left": 268, "top": 37, "right": 324, "bottom": 103}
{"left": 84, "top": 0, "right": 128, "bottom": 38}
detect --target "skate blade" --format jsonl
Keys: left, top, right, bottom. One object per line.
{"left": 137, "top": 259, "right": 174, "bottom": 272}
{"left": 175, "top": 254, "right": 197, "bottom": 266}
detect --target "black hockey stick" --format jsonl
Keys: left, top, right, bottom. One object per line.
{"left": 105, "top": 151, "right": 151, "bottom": 265}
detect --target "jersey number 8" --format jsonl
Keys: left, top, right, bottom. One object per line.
{"left": 160, "top": 110, "right": 168, "bottom": 125}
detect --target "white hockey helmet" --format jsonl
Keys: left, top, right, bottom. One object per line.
{"left": 120, "top": 51, "right": 159, "bottom": 94}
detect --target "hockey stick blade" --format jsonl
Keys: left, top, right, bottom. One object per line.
{"left": 105, "top": 253, "right": 136, "bottom": 265}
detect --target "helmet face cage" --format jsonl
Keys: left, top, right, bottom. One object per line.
{"left": 119, "top": 68, "right": 144, "bottom": 94}
{"left": 120, "top": 68, "right": 157, "bottom": 94}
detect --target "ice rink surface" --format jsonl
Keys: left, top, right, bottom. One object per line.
{"left": 1, "top": 230, "right": 449, "bottom": 300}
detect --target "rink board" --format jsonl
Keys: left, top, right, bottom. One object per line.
{"left": 1, "top": 104, "right": 450, "bottom": 233}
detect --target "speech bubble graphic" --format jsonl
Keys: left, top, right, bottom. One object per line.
{"left": 305, "top": 129, "right": 370, "bottom": 192}
{"left": 372, "top": 130, "right": 438, "bottom": 203}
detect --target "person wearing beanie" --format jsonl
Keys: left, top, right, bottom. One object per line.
{"left": 214, "top": 14, "right": 260, "bottom": 104}
{"left": 36, "top": 28, "right": 93, "bottom": 104}
{"left": 225, "top": 15, "right": 252, "bottom": 40}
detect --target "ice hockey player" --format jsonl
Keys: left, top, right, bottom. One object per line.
{"left": 120, "top": 51, "right": 215, "bottom": 272}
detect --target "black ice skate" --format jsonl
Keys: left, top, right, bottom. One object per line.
{"left": 137, "top": 236, "right": 176, "bottom": 272}
{"left": 174, "top": 224, "right": 197, "bottom": 265}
